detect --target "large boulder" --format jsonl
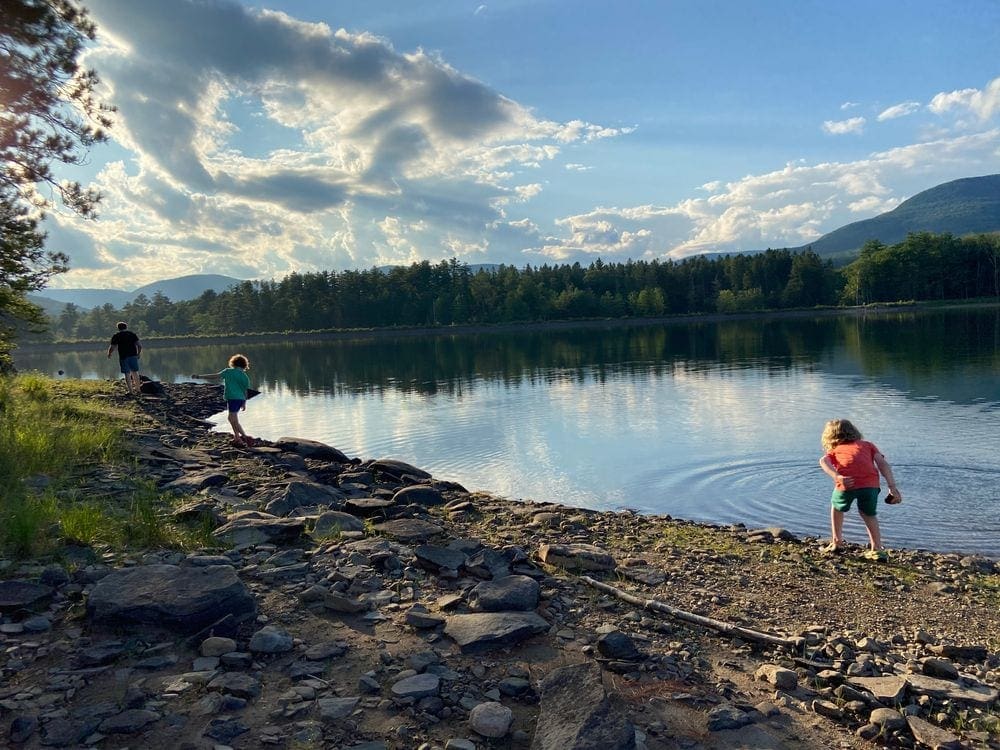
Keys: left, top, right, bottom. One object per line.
{"left": 274, "top": 438, "right": 349, "bottom": 462}
{"left": 369, "top": 459, "right": 431, "bottom": 481}
{"left": 444, "top": 612, "right": 548, "bottom": 651}
{"left": 468, "top": 575, "right": 540, "bottom": 612}
{"left": 251, "top": 480, "right": 346, "bottom": 517}
{"left": 87, "top": 564, "right": 256, "bottom": 634}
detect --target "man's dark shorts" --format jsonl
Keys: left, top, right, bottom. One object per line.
{"left": 831, "top": 488, "right": 879, "bottom": 516}
{"left": 227, "top": 399, "right": 246, "bottom": 413}
{"left": 119, "top": 355, "right": 139, "bottom": 374}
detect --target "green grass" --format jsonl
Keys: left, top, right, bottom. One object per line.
{"left": 0, "top": 374, "right": 216, "bottom": 558}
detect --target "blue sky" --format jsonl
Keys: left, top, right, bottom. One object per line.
{"left": 47, "top": 0, "right": 1000, "bottom": 289}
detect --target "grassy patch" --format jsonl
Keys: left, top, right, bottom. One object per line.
{"left": 0, "top": 374, "right": 214, "bottom": 558}
{"left": 656, "top": 523, "right": 749, "bottom": 558}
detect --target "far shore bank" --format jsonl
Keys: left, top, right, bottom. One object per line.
{"left": 17, "top": 298, "right": 1000, "bottom": 353}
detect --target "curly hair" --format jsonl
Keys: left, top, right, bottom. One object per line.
{"left": 821, "top": 419, "right": 863, "bottom": 451}
{"left": 228, "top": 353, "right": 250, "bottom": 369}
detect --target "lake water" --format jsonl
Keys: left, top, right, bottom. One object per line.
{"left": 15, "top": 306, "right": 1000, "bottom": 557}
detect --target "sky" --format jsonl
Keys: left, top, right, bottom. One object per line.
{"left": 45, "top": 0, "right": 1000, "bottom": 289}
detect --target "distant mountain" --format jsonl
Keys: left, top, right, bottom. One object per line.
{"left": 798, "top": 174, "right": 1000, "bottom": 259}
{"left": 30, "top": 274, "right": 244, "bottom": 312}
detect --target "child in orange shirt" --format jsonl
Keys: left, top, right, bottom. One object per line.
{"left": 819, "top": 419, "right": 901, "bottom": 560}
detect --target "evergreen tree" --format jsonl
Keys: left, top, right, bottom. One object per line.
{"left": 1, "top": 0, "right": 113, "bottom": 371}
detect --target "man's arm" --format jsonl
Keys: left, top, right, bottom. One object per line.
{"left": 107, "top": 344, "right": 116, "bottom": 358}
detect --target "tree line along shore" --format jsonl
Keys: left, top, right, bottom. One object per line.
{"left": 25, "top": 231, "right": 1000, "bottom": 345}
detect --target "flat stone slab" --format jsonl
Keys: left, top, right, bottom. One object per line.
{"left": 373, "top": 518, "right": 444, "bottom": 542}
{"left": 370, "top": 459, "right": 431, "bottom": 480}
{"left": 905, "top": 716, "right": 963, "bottom": 750}
{"left": 414, "top": 544, "right": 468, "bottom": 572}
{"left": 344, "top": 498, "right": 396, "bottom": 517}
{"left": 846, "top": 675, "right": 907, "bottom": 704}
{"left": 253, "top": 480, "right": 346, "bottom": 517}
{"left": 163, "top": 469, "right": 229, "bottom": 492}
{"left": 531, "top": 661, "right": 634, "bottom": 750}
{"left": 274, "top": 437, "right": 350, "bottom": 462}
{"left": 212, "top": 511, "right": 305, "bottom": 546}
{"left": 87, "top": 564, "right": 256, "bottom": 634}
{"left": 905, "top": 674, "right": 999, "bottom": 707}
{"left": 318, "top": 696, "right": 360, "bottom": 721}
{"left": 538, "top": 543, "right": 615, "bottom": 571}
{"left": 444, "top": 612, "right": 548, "bottom": 651}
{"left": 0, "top": 580, "right": 54, "bottom": 612}
{"left": 468, "top": 575, "right": 540, "bottom": 612}
{"left": 391, "top": 673, "right": 440, "bottom": 699}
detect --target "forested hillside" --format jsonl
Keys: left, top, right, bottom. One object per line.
{"left": 35, "top": 232, "right": 1000, "bottom": 341}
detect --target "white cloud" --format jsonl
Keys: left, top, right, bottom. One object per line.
{"left": 54, "top": 0, "right": 628, "bottom": 286}
{"left": 928, "top": 76, "right": 1000, "bottom": 121}
{"left": 877, "top": 101, "right": 921, "bottom": 121}
{"left": 822, "top": 117, "right": 866, "bottom": 135}
{"left": 840, "top": 101, "right": 860, "bottom": 110}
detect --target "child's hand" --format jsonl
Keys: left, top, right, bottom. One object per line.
{"left": 839, "top": 474, "right": 855, "bottom": 488}
{"left": 886, "top": 489, "right": 902, "bottom": 504}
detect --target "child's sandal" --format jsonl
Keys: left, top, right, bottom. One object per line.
{"left": 821, "top": 542, "right": 844, "bottom": 554}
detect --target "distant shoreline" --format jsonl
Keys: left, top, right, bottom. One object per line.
{"left": 17, "top": 298, "right": 999, "bottom": 352}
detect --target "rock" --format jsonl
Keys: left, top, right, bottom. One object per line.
{"left": 87, "top": 564, "right": 256, "bottom": 634}
{"left": 905, "top": 715, "right": 964, "bottom": 749}
{"left": 39, "top": 717, "right": 100, "bottom": 747}
{"left": 203, "top": 718, "right": 249, "bottom": 743}
{"left": 392, "top": 484, "right": 445, "bottom": 506}
{"left": 811, "top": 700, "right": 844, "bottom": 720}
{"left": 39, "top": 564, "right": 71, "bottom": 588}
{"left": 846, "top": 675, "right": 907, "bottom": 704}
{"left": 707, "top": 705, "right": 753, "bottom": 731}
{"left": 97, "top": 709, "right": 160, "bottom": 734}
{"left": 343, "top": 497, "right": 396, "bottom": 517}
{"left": 303, "top": 641, "right": 348, "bottom": 660}
{"left": 468, "top": 575, "right": 540, "bottom": 612}
{"left": 597, "top": 631, "right": 643, "bottom": 661}
{"left": 370, "top": 459, "right": 431, "bottom": 480}
{"left": 445, "top": 612, "right": 549, "bottom": 652}
{"left": 537, "top": 543, "right": 615, "bottom": 571}
{"left": 415, "top": 544, "right": 468, "bottom": 572}
{"left": 530, "top": 661, "right": 634, "bottom": 750}
{"left": 313, "top": 510, "right": 365, "bottom": 536}
{"left": 9, "top": 715, "right": 37, "bottom": 743}
{"left": 958, "top": 555, "right": 996, "bottom": 574}
{"left": 324, "top": 591, "right": 369, "bottom": 614}
{"left": 254, "top": 480, "right": 346, "bottom": 517}
{"left": 212, "top": 511, "right": 305, "bottom": 546}
{"left": 372, "top": 518, "right": 444, "bottom": 542}
{"left": 0, "top": 580, "right": 53, "bottom": 612}
{"left": 249, "top": 624, "right": 294, "bottom": 654}
{"left": 868, "top": 707, "right": 906, "bottom": 732}
{"left": 275, "top": 437, "right": 350, "bottom": 462}
{"left": 469, "top": 701, "right": 513, "bottom": 738}
{"left": 391, "top": 673, "right": 440, "bottom": 700}
{"left": 77, "top": 640, "right": 126, "bottom": 667}
{"left": 905, "top": 673, "right": 999, "bottom": 707}
{"left": 163, "top": 469, "right": 229, "bottom": 492}
{"left": 318, "top": 696, "right": 360, "bottom": 721}
{"left": 926, "top": 644, "right": 989, "bottom": 661}
{"left": 208, "top": 672, "right": 262, "bottom": 699}
{"left": 405, "top": 604, "right": 446, "bottom": 629}
{"left": 201, "top": 636, "right": 238, "bottom": 657}
{"left": 921, "top": 657, "right": 959, "bottom": 680}
{"left": 754, "top": 664, "right": 798, "bottom": 691}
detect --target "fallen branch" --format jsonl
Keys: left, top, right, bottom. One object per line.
{"left": 580, "top": 575, "right": 801, "bottom": 649}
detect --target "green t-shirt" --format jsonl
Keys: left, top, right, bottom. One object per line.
{"left": 219, "top": 367, "right": 250, "bottom": 401}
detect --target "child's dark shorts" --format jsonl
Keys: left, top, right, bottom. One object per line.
{"left": 831, "top": 488, "right": 879, "bottom": 516}
{"left": 227, "top": 399, "right": 246, "bottom": 413}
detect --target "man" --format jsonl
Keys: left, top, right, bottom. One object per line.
{"left": 107, "top": 321, "right": 142, "bottom": 395}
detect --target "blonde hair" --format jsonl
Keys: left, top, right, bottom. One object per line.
{"left": 821, "top": 419, "right": 863, "bottom": 451}
{"left": 229, "top": 353, "right": 249, "bottom": 369}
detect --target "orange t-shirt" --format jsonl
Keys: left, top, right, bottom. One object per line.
{"left": 825, "top": 440, "right": 881, "bottom": 491}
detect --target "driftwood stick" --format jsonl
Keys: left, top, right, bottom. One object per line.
{"left": 580, "top": 575, "right": 799, "bottom": 649}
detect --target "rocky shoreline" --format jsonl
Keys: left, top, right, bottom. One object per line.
{"left": 1, "top": 382, "right": 998, "bottom": 749}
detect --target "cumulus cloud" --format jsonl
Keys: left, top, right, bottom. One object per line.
{"left": 530, "top": 129, "right": 1000, "bottom": 261}
{"left": 53, "top": 0, "right": 628, "bottom": 287}
{"left": 877, "top": 101, "right": 921, "bottom": 121}
{"left": 822, "top": 117, "right": 866, "bottom": 135}
{"left": 928, "top": 76, "right": 1000, "bottom": 120}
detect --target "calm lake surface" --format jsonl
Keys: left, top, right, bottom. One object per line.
{"left": 16, "top": 306, "right": 1000, "bottom": 557}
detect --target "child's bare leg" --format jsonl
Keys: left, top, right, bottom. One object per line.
{"left": 227, "top": 412, "right": 245, "bottom": 439}
{"left": 829, "top": 507, "right": 845, "bottom": 545}
{"left": 860, "top": 512, "right": 882, "bottom": 550}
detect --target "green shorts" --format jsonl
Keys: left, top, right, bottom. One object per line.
{"left": 831, "top": 488, "right": 879, "bottom": 516}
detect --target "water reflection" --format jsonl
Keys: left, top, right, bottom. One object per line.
{"left": 21, "top": 307, "right": 1000, "bottom": 407}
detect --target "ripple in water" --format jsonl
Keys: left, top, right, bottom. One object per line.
{"left": 629, "top": 457, "right": 1000, "bottom": 557}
